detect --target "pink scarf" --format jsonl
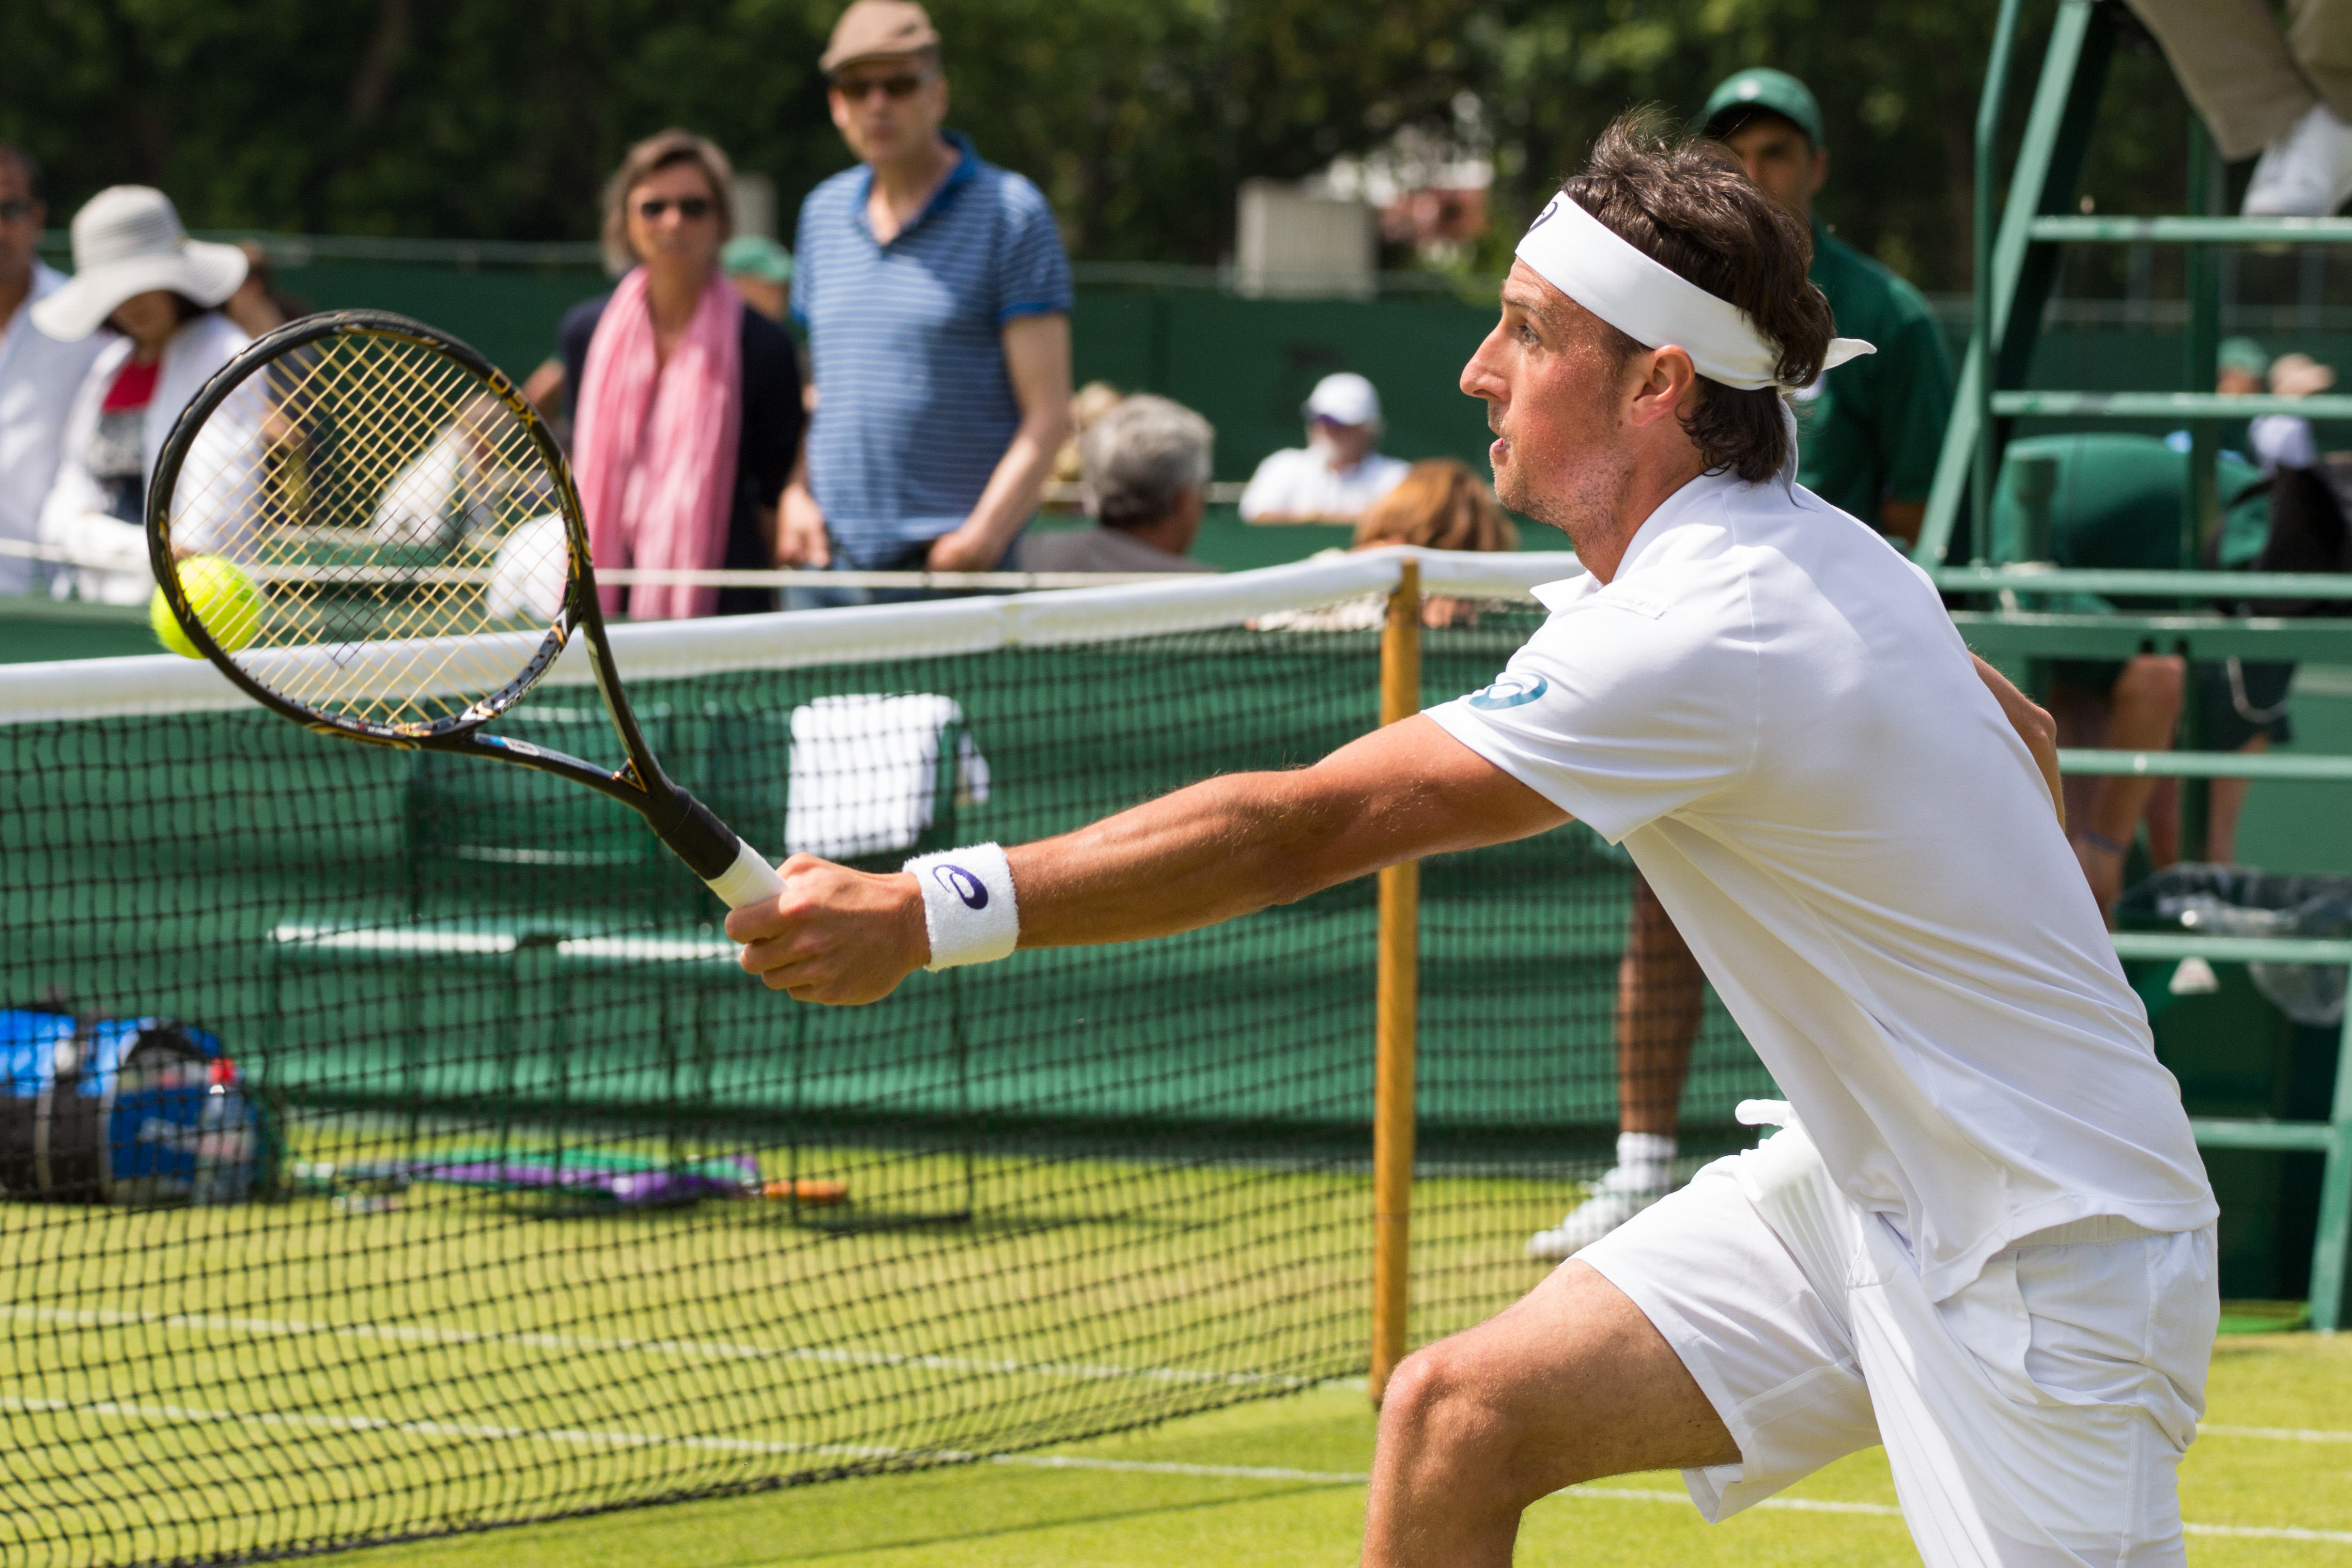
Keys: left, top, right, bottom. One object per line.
{"left": 572, "top": 266, "right": 744, "bottom": 620}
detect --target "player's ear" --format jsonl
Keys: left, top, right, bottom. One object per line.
{"left": 1628, "top": 345, "right": 1696, "bottom": 427}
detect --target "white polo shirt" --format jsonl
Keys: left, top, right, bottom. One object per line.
{"left": 1428, "top": 468, "right": 2215, "bottom": 1300}
{"left": 1236, "top": 445, "right": 1410, "bottom": 520}
{"left": 0, "top": 263, "right": 109, "bottom": 595}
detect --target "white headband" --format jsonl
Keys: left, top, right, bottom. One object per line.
{"left": 1514, "top": 194, "right": 1874, "bottom": 392}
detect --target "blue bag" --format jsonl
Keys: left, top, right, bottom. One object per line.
{"left": 0, "top": 1010, "right": 278, "bottom": 1203}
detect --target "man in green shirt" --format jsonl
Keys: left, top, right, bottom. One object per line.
{"left": 1706, "top": 68, "right": 1955, "bottom": 547}
{"left": 1528, "top": 68, "right": 1959, "bottom": 1262}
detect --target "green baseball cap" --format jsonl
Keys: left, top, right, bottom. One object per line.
{"left": 2218, "top": 336, "right": 2270, "bottom": 377}
{"left": 720, "top": 234, "right": 794, "bottom": 284}
{"left": 1701, "top": 68, "right": 1825, "bottom": 149}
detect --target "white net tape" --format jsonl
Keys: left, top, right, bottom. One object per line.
{"left": 0, "top": 548, "right": 1579, "bottom": 724}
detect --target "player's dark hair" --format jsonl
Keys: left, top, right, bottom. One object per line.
{"left": 1559, "top": 108, "right": 1833, "bottom": 485}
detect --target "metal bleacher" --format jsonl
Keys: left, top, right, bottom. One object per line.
{"left": 1922, "top": 0, "right": 2352, "bottom": 1328}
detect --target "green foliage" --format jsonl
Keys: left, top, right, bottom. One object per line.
{"left": 1459, "top": 0, "right": 2192, "bottom": 290}
{"left": 0, "top": 0, "right": 2196, "bottom": 288}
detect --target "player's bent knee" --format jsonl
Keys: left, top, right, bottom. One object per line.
{"left": 1378, "top": 1340, "right": 1564, "bottom": 1511}
{"left": 1381, "top": 1344, "right": 1494, "bottom": 1458}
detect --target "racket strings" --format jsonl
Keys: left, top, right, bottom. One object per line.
{"left": 163, "top": 329, "right": 575, "bottom": 732}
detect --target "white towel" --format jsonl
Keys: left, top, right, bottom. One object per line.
{"left": 784, "top": 693, "right": 989, "bottom": 860}
{"left": 487, "top": 514, "right": 568, "bottom": 624}
{"left": 372, "top": 430, "right": 463, "bottom": 546}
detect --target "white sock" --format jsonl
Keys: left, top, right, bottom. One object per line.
{"left": 1616, "top": 1131, "right": 1676, "bottom": 1191}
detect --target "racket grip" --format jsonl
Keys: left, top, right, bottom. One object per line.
{"left": 704, "top": 837, "right": 787, "bottom": 910}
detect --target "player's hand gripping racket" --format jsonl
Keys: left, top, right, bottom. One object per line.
{"left": 145, "top": 308, "right": 787, "bottom": 912}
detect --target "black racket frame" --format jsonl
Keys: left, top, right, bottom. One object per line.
{"left": 148, "top": 308, "right": 748, "bottom": 883}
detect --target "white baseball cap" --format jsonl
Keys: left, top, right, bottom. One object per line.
{"left": 32, "top": 186, "right": 249, "bottom": 343}
{"left": 1302, "top": 371, "right": 1381, "bottom": 427}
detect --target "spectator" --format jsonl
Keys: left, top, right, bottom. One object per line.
{"left": 2126, "top": 0, "right": 2352, "bottom": 216}
{"left": 2200, "top": 349, "right": 2344, "bottom": 862}
{"left": 1702, "top": 68, "right": 1955, "bottom": 548}
{"left": 720, "top": 235, "right": 794, "bottom": 323}
{"left": 1049, "top": 379, "right": 1126, "bottom": 489}
{"left": 2197, "top": 474, "right": 2338, "bottom": 865}
{"left": 0, "top": 145, "right": 107, "bottom": 596}
{"left": 1354, "top": 457, "right": 1518, "bottom": 554}
{"left": 1256, "top": 458, "right": 1516, "bottom": 632}
{"left": 1357, "top": 457, "right": 1519, "bottom": 628}
{"left": 2217, "top": 334, "right": 2269, "bottom": 399}
{"left": 1238, "top": 372, "right": 1411, "bottom": 523}
{"left": 558, "top": 130, "right": 805, "bottom": 619}
{"left": 221, "top": 241, "right": 308, "bottom": 338}
{"left": 1977, "top": 432, "right": 2306, "bottom": 887}
{"left": 781, "top": 0, "right": 1073, "bottom": 599}
{"left": 2252, "top": 351, "right": 2334, "bottom": 473}
{"left": 35, "top": 186, "right": 253, "bottom": 604}
{"left": 1024, "top": 394, "right": 1216, "bottom": 575}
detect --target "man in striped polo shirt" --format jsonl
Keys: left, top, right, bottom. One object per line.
{"left": 780, "top": 1, "right": 1073, "bottom": 594}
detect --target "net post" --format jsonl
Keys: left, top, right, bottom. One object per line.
{"left": 1371, "top": 559, "right": 1422, "bottom": 1405}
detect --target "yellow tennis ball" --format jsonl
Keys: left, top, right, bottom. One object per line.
{"left": 151, "top": 555, "right": 265, "bottom": 659}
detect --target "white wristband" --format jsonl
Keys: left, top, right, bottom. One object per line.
{"left": 904, "top": 844, "right": 1020, "bottom": 971}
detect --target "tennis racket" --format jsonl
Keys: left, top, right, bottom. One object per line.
{"left": 144, "top": 307, "right": 787, "bottom": 912}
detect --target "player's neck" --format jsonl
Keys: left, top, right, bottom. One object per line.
{"left": 1563, "top": 442, "right": 1709, "bottom": 584}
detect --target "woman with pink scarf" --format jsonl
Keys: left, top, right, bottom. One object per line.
{"left": 560, "top": 130, "right": 804, "bottom": 619}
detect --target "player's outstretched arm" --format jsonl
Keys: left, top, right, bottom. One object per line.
{"left": 727, "top": 715, "right": 1569, "bottom": 1004}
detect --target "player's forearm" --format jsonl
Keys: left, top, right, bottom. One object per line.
{"left": 737, "top": 764, "right": 1379, "bottom": 1003}
{"left": 1013, "top": 718, "right": 1566, "bottom": 946}
{"left": 1009, "top": 769, "right": 1367, "bottom": 949}
{"left": 730, "top": 717, "right": 1566, "bottom": 1003}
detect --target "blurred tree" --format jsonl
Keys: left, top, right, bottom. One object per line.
{"left": 0, "top": 0, "right": 2195, "bottom": 290}
{"left": 0, "top": 0, "right": 1483, "bottom": 262}
{"left": 1458, "top": 0, "right": 2193, "bottom": 292}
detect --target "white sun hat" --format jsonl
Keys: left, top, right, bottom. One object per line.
{"left": 30, "top": 186, "right": 249, "bottom": 343}
{"left": 1303, "top": 371, "right": 1381, "bottom": 427}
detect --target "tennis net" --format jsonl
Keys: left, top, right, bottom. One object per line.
{"left": 0, "top": 551, "right": 1775, "bottom": 1566}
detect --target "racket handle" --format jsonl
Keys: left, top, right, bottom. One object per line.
{"left": 704, "top": 837, "right": 787, "bottom": 910}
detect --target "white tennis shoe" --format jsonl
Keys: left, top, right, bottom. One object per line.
{"left": 1525, "top": 1166, "right": 1672, "bottom": 1261}
{"left": 2243, "top": 102, "right": 2352, "bottom": 217}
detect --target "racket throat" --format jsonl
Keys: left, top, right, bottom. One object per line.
{"left": 641, "top": 783, "right": 745, "bottom": 883}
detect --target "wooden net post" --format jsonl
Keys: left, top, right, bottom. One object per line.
{"left": 1371, "top": 559, "right": 1421, "bottom": 1404}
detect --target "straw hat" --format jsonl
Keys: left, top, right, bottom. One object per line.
{"left": 31, "top": 187, "right": 249, "bottom": 343}
{"left": 2269, "top": 352, "right": 2337, "bottom": 399}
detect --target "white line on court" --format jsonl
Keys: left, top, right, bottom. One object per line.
{"left": 2, "top": 1302, "right": 1313, "bottom": 1393}
{"left": 2200, "top": 1422, "right": 2352, "bottom": 1443}
{"left": 7, "top": 1392, "right": 2345, "bottom": 1545}
{"left": 28, "top": 1305, "right": 2349, "bottom": 1442}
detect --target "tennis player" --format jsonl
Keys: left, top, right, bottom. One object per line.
{"left": 730, "top": 114, "right": 2219, "bottom": 1566}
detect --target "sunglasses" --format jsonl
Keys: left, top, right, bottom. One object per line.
{"left": 833, "top": 71, "right": 933, "bottom": 102}
{"left": 635, "top": 196, "right": 715, "bottom": 222}
{"left": 0, "top": 198, "right": 35, "bottom": 222}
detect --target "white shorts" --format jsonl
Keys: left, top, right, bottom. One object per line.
{"left": 1579, "top": 1124, "right": 2218, "bottom": 1567}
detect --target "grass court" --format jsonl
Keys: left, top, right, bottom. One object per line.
{"left": 348, "top": 1331, "right": 2352, "bottom": 1567}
